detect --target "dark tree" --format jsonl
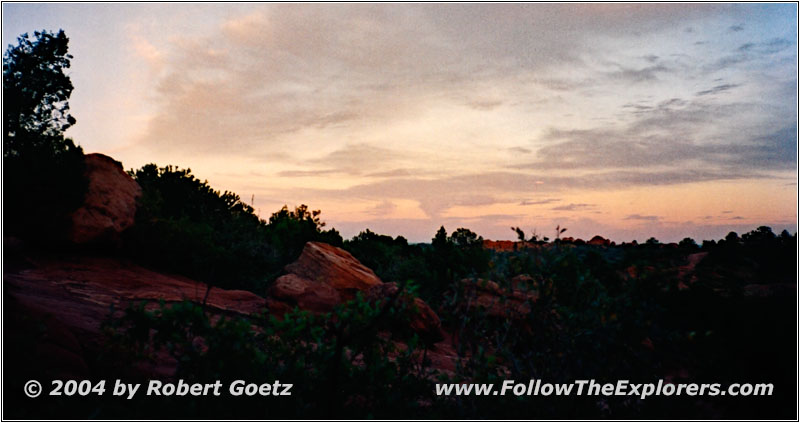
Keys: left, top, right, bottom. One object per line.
{"left": 431, "top": 226, "right": 449, "bottom": 251}
{"left": 3, "top": 30, "right": 86, "bottom": 240}
{"left": 451, "top": 227, "right": 483, "bottom": 248}
{"left": 4, "top": 30, "right": 76, "bottom": 157}
{"left": 679, "top": 237, "right": 699, "bottom": 249}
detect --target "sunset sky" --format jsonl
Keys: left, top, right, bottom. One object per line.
{"left": 3, "top": 3, "right": 797, "bottom": 242}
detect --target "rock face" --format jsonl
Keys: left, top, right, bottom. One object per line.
{"left": 69, "top": 153, "right": 141, "bottom": 246}
{"left": 269, "top": 242, "right": 443, "bottom": 342}
{"left": 4, "top": 255, "right": 269, "bottom": 379}
{"left": 270, "top": 242, "right": 382, "bottom": 312}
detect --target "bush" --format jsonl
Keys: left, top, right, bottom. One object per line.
{"left": 103, "top": 293, "right": 436, "bottom": 419}
{"left": 125, "top": 164, "right": 342, "bottom": 293}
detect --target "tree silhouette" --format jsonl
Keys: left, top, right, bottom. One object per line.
{"left": 451, "top": 227, "right": 482, "bottom": 248}
{"left": 511, "top": 226, "right": 526, "bottom": 242}
{"left": 679, "top": 237, "right": 699, "bottom": 249}
{"left": 3, "top": 29, "right": 86, "bottom": 240}
{"left": 4, "top": 30, "right": 76, "bottom": 157}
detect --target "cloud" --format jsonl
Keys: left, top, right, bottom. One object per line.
{"left": 366, "top": 168, "right": 412, "bottom": 178}
{"left": 366, "top": 200, "right": 397, "bottom": 217}
{"left": 552, "top": 203, "right": 595, "bottom": 211}
{"left": 737, "top": 38, "right": 791, "bottom": 54}
{"left": 277, "top": 169, "right": 341, "bottom": 178}
{"left": 508, "top": 146, "right": 532, "bottom": 154}
{"left": 130, "top": 32, "right": 164, "bottom": 70}
{"left": 277, "top": 144, "right": 414, "bottom": 177}
{"left": 695, "top": 83, "right": 740, "bottom": 96}
{"left": 467, "top": 99, "right": 504, "bottom": 111}
{"left": 309, "top": 143, "right": 412, "bottom": 174}
{"left": 515, "top": 92, "right": 796, "bottom": 175}
{"left": 708, "top": 38, "right": 794, "bottom": 72}
{"left": 624, "top": 214, "right": 661, "bottom": 221}
{"left": 520, "top": 198, "right": 559, "bottom": 206}
{"left": 607, "top": 64, "right": 670, "bottom": 83}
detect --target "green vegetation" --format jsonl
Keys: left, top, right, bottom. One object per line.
{"left": 98, "top": 226, "right": 795, "bottom": 418}
{"left": 125, "top": 163, "right": 342, "bottom": 292}
{"left": 341, "top": 226, "right": 489, "bottom": 306}
{"left": 102, "top": 294, "right": 436, "bottom": 419}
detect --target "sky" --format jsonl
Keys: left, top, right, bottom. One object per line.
{"left": 3, "top": 3, "right": 797, "bottom": 243}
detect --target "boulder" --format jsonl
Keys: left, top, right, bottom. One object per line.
{"left": 269, "top": 242, "right": 444, "bottom": 342}
{"left": 270, "top": 242, "right": 382, "bottom": 311}
{"left": 270, "top": 273, "right": 342, "bottom": 313}
{"left": 69, "top": 153, "right": 141, "bottom": 246}
{"left": 284, "top": 242, "right": 382, "bottom": 297}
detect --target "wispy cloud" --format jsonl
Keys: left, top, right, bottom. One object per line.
{"left": 695, "top": 83, "right": 740, "bottom": 96}
{"left": 625, "top": 214, "right": 661, "bottom": 222}
{"left": 552, "top": 203, "right": 595, "bottom": 211}
{"left": 520, "top": 198, "right": 560, "bottom": 206}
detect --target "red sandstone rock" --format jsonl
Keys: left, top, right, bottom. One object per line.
{"left": 4, "top": 255, "right": 269, "bottom": 379}
{"left": 285, "top": 242, "right": 382, "bottom": 296}
{"left": 68, "top": 153, "right": 141, "bottom": 246}
{"left": 270, "top": 242, "right": 444, "bottom": 343}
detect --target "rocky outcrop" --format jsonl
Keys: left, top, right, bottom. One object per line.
{"left": 68, "top": 153, "right": 141, "bottom": 246}
{"left": 269, "top": 242, "right": 444, "bottom": 342}
{"left": 269, "top": 242, "right": 383, "bottom": 311}
{"left": 3, "top": 255, "right": 269, "bottom": 379}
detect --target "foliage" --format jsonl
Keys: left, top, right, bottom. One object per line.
{"left": 266, "top": 204, "right": 343, "bottom": 266}
{"left": 3, "top": 29, "right": 86, "bottom": 239}
{"left": 343, "top": 226, "right": 490, "bottom": 307}
{"left": 125, "top": 164, "right": 342, "bottom": 292}
{"left": 104, "top": 293, "right": 437, "bottom": 419}
{"left": 4, "top": 30, "right": 76, "bottom": 157}
{"left": 343, "top": 229, "right": 428, "bottom": 285}
{"left": 434, "top": 231, "right": 796, "bottom": 418}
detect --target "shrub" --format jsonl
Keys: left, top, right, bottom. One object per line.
{"left": 103, "top": 293, "right": 436, "bottom": 419}
{"left": 125, "top": 164, "right": 342, "bottom": 293}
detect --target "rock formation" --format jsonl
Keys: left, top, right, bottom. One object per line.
{"left": 68, "top": 153, "right": 141, "bottom": 246}
{"left": 269, "top": 242, "right": 383, "bottom": 312}
{"left": 269, "top": 242, "right": 444, "bottom": 342}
